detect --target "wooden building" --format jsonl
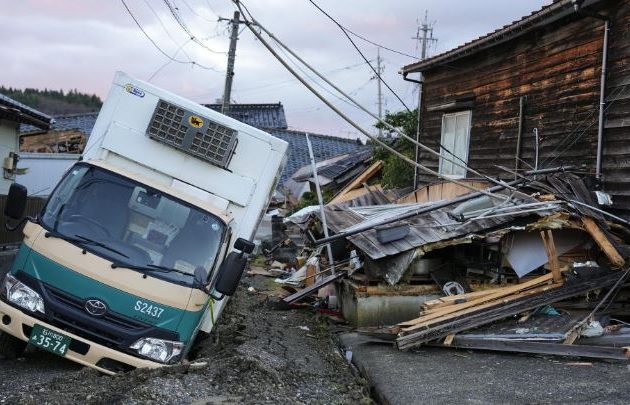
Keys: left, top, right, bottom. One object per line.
{"left": 401, "top": 0, "right": 630, "bottom": 217}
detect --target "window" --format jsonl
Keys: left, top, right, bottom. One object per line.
{"left": 439, "top": 111, "right": 472, "bottom": 178}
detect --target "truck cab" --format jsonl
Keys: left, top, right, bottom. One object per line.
{"left": 0, "top": 72, "right": 287, "bottom": 373}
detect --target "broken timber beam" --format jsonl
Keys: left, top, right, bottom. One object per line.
{"left": 540, "top": 230, "right": 563, "bottom": 284}
{"left": 398, "top": 273, "right": 556, "bottom": 329}
{"left": 582, "top": 216, "right": 625, "bottom": 268}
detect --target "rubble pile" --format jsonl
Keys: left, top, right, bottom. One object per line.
{"left": 265, "top": 168, "right": 630, "bottom": 361}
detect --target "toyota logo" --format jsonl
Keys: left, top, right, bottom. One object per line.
{"left": 84, "top": 299, "right": 107, "bottom": 317}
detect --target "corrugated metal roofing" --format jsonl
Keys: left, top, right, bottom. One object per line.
{"left": 320, "top": 198, "right": 561, "bottom": 260}
{"left": 401, "top": 0, "right": 605, "bottom": 74}
{"left": 0, "top": 93, "right": 53, "bottom": 129}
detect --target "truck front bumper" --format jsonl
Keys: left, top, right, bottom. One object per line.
{"left": 0, "top": 301, "right": 162, "bottom": 375}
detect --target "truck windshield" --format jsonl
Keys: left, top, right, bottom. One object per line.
{"left": 40, "top": 164, "right": 226, "bottom": 286}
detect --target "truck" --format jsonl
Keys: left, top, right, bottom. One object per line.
{"left": 0, "top": 72, "right": 288, "bottom": 373}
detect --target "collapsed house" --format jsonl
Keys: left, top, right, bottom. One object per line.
{"left": 278, "top": 167, "right": 630, "bottom": 360}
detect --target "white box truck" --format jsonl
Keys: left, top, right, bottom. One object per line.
{"left": 0, "top": 72, "right": 287, "bottom": 373}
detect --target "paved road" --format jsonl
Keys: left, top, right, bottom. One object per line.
{"left": 340, "top": 333, "right": 630, "bottom": 404}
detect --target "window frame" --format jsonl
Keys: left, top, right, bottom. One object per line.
{"left": 438, "top": 110, "right": 472, "bottom": 179}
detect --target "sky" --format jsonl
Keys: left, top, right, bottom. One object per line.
{"left": 0, "top": 0, "right": 550, "bottom": 140}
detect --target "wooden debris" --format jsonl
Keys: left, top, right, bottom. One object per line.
{"left": 540, "top": 230, "right": 563, "bottom": 284}
{"left": 443, "top": 334, "right": 456, "bottom": 346}
{"left": 398, "top": 273, "right": 557, "bottom": 329}
{"left": 396, "top": 271, "right": 621, "bottom": 351}
{"left": 305, "top": 264, "right": 317, "bottom": 288}
{"left": 581, "top": 217, "right": 625, "bottom": 268}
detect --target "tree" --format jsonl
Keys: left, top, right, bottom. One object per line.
{"left": 373, "top": 109, "right": 418, "bottom": 189}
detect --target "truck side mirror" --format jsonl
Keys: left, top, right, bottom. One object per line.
{"left": 5, "top": 183, "right": 27, "bottom": 220}
{"left": 234, "top": 237, "right": 255, "bottom": 254}
{"left": 213, "top": 252, "right": 247, "bottom": 296}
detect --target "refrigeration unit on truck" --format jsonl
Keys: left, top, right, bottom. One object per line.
{"left": 0, "top": 71, "right": 288, "bottom": 373}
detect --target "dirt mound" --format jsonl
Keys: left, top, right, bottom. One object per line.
{"left": 4, "top": 276, "right": 372, "bottom": 404}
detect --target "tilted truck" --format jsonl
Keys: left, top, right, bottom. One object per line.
{"left": 0, "top": 72, "right": 288, "bottom": 373}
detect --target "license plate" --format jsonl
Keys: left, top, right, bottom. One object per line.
{"left": 29, "top": 324, "right": 71, "bottom": 356}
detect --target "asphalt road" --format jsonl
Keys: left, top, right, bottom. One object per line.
{"left": 341, "top": 333, "right": 630, "bottom": 404}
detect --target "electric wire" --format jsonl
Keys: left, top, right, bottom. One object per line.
{"left": 307, "top": 0, "right": 411, "bottom": 112}
{"left": 148, "top": 39, "right": 193, "bottom": 81}
{"left": 162, "top": 0, "right": 227, "bottom": 54}
{"left": 541, "top": 83, "right": 630, "bottom": 167}
{"left": 179, "top": 0, "right": 217, "bottom": 22}
{"left": 277, "top": 2, "right": 501, "bottom": 187}
{"left": 142, "top": 0, "right": 193, "bottom": 61}
{"left": 249, "top": 17, "right": 517, "bottom": 193}
{"left": 233, "top": 1, "right": 509, "bottom": 202}
{"left": 120, "top": 0, "right": 219, "bottom": 70}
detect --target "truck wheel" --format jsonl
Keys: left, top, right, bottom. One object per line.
{"left": 0, "top": 332, "right": 27, "bottom": 360}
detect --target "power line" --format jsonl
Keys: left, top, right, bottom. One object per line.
{"left": 178, "top": 0, "right": 217, "bottom": 22}
{"left": 307, "top": 0, "right": 411, "bottom": 112}
{"left": 251, "top": 11, "right": 511, "bottom": 191}
{"left": 233, "top": 1, "right": 513, "bottom": 200}
{"left": 162, "top": 0, "right": 226, "bottom": 55}
{"left": 236, "top": 60, "right": 373, "bottom": 93}
{"left": 541, "top": 83, "right": 630, "bottom": 167}
{"left": 141, "top": 0, "right": 192, "bottom": 61}
{"left": 120, "top": 0, "right": 219, "bottom": 71}
{"left": 148, "top": 39, "right": 193, "bottom": 81}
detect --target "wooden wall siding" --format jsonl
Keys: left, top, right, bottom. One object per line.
{"left": 602, "top": 1, "right": 630, "bottom": 216}
{"left": 417, "top": 0, "right": 630, "bottom": 217}
{"left": 397, "top": 180, "right": 489, "bottom": 204}
{"left": 418, "top": 13, "right": 606, "bottom": 186}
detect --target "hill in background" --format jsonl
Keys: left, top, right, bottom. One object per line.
{"left": 0, "top": 87, "right": 102, "bottom": 115}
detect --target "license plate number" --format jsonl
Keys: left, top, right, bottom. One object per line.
{"left": 30, "top": 324, "right": 71, "bottom": 356}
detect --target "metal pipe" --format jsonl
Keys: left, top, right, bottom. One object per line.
{"left": 306, "top": 134, "right": 335, "bottom": 274}
{"left": 514, "top": 96, "right": 526, "bottom": 179}
{"left": 314, "top": 166, "right": 571, "bottom": 245}
{"left": 596, "top": 19, "right": 609, "bottom": 179}
{"left": 533, "top": 128, "right": 539, "bottom": 172}
{"left": 414, "top": 73, "right": 423, "bottom": 189}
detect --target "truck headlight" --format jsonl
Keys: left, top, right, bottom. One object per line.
{"left": 130, "top": 337, "right": 183, "bottom": 363}
{"left": 3, "top": 274, "right": 45, "bottom": 314}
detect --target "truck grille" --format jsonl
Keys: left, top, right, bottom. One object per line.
{"left": 42, "top": 284, "right": 149, "bottom": 349}
{"left": 147, "top": 100, "right": 238, "bottom": 169}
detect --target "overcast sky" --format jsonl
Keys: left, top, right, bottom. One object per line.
{"left": 0, "top": 0, "right": 550, "bottom": 140}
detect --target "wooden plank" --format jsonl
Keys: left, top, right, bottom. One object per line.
{"left": 397, "top": 273, "right": 555, "bottom": 328}
{"left": 421, "top": 288, "right": 509, "bottom": 311}
{"left": 581, "top": 217, "right": 626, "bottom": 268}
{"left": 540, "top": 230, "right": 563, "bottom": 284}
{"left": 396, "top": 272, "right": 621, "bottom": 350}
{"left": 329, "top": 160, "right": 383, "bottom": 204}
{"left": 400, "top": 283, "right": 561, "bottom": 332}
{"left": 304, "top": 264, "right": 317, "bottom": 288}
{"left": 443, "top": 333, "right": 456, "bottom": 346}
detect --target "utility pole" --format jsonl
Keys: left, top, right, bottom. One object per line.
{"left": 411, "top": 11, "right": 438, "bottom": 189}
{"left": 219, "top": 11, "right": 240, "bottom": 115}
{"left": 376, "top": 47, "right": 384, "bottom": 138}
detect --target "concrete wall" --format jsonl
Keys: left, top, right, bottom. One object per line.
{"left": 0, "top": 119, "right": 19, "bottom": 195}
